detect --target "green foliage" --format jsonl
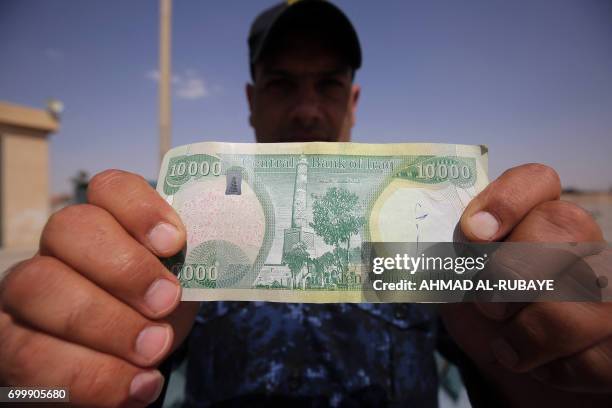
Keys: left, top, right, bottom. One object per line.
{"left": 316, "top": 251, "right": 335, "bottom": 271}
{"left": 310, "top": 187, "right": 364, "bottom": 247}
{"left": 284, "top": 241, "right": 310, "bottom": 276}
{"left": 332, "top": 246, "right": 348, "bottom": 270}
{"left": 310, "top": 187, "right": 364, "bottom": 279}
{"left": 312, "top": 251, "right": 334, "bottom": 283}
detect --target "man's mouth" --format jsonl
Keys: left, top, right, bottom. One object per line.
{"left": 281, "top": 130, "right": 332, "bottom": 143}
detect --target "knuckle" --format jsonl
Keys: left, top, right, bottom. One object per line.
{"left": 88, "top": 169, "right": 128, "bottom": 197}
{"left": 3, "top": 323, "right": 47, "bottom": 384}
{"left": 87, "top": 169, "right": 144, "bottom": 202}
{"left": 71, "top": 356, "right": 133, "bottom": 407}
{"left": 60, "top": 289, "right": 137, "bottom": 348}
{"left": 43, "top": 204, "right": 103, "bottom": 236}
{"left": 62, "top": 296, "right": 145, "bottom": 356}
{"left": 536, "top": 200, "right": 589, "bottom": 223}
{"left": 41, "top": 204, "right": 118, "bottom": 257}
{"left": 61, "top": 295, "right": 96, "bottom": 338}
{"left": 513, "top": 306, "right": 554, "bottom": 352}
{"left": 533, "top": 200, "right": 601, "bottom": 239}
{"left": 98, "top": 309, "right": 136, "bottom": 346}
{"left": 1, "top": 257, "right": 62, "bottom": 311}
{"left": 115, "top": 251, "right": 159, "bottom": 289}
{"left": 95, "top": 306, "right": 143, "bottom": 356}
{"left": 518, "top": 163, "right": 561, "bottom": 188}
{"left": 491, "top": 163, "right": 561, "bottom": 215}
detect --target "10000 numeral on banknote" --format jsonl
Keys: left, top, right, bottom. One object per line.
{"left": 157, "top": 142, "right": 489, "bottom": 302}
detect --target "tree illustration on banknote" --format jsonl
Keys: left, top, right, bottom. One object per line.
{"left": 310, "top": 187, "right": 364, "bottom": 288}
{"left": 283, "top": 241, "right": 311, "bottom": 289}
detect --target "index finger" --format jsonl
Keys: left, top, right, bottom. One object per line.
{"left": 87, "top": 169, "right": 186, "bottom": 257}
{"left": 460, "top": 163, "right": 561, "bottom": 242}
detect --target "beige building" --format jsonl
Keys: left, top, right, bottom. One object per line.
{"left": 0, "top": 101, "right": 58, "bottom": 249}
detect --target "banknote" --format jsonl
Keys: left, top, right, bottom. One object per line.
{"left": 157, "top": 142, "right": 489, "bottom": 302}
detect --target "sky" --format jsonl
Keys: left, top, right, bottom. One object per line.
{"left": 1, "top": 0, "right": 611, "bottom": 195}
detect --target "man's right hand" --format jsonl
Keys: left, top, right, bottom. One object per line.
{"left": 0, "top": 170, "right": 200, "bottom": 407}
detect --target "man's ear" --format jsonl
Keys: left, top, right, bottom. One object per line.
{"left": 246, "top": 82, "right": 255, "bottom": 127}
{"left": 349, "top": 84, "right": 361, "bottom": 127}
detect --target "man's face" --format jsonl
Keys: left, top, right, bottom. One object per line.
{"left": 247, "top": 33, "right": 360, "bottom": 143}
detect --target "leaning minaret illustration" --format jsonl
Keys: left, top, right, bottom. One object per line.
{"left": 291, "top": 156, "right": 308, "bottom": 228}
{"left": 283, "top": 155, "right": 315, "bottom": 261}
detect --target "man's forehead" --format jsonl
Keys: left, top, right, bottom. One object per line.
{"left": 254, "top": 30, "right": 352, "bottom": 79}
{"left": 258, "top": 52, "right": 351, "bottom": 78}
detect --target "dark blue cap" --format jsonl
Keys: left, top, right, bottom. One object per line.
{"left": 248, "top": 0, "right": 362, "bottom": 72}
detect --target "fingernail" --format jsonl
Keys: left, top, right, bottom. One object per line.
{"left": 148, "top": 223, "right": 180, "bottom": 255}
{"left": 145, "top": 279, "right": 180, "bottom": 315}
{"left": 467, "top": 211, "right": 499, "bottom": 240}
{"left": 491, "top": 338, "right": 519, "bottom": 368}
{"left": 476, "top": 302, "right": 507, "bottom": 320}
{"left": 130, "top": 371, "right": 164, "bottom": 404}
{"left": 135, "top": 325, "right": 171, "bottom": 363}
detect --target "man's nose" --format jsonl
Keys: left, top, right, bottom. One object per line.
{"left": 290, "top": 84, "right": 323, "bottom": 127}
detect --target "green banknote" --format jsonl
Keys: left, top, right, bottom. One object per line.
{"left": 157, "top": 142, "right": 489, "bottom": 302}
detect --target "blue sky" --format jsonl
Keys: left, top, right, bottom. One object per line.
{"left": 1, "top": 0, "right": 611, "bottom": 194}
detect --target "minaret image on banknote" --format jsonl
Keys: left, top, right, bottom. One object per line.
{"left": 283, "top": 155, "right": 315, "bottom": 261}
{"left": 255, "top": 155, "right": 316, "bottom": 289}
{"left": 291, "top": 156, "right": 308, "bottom": 228}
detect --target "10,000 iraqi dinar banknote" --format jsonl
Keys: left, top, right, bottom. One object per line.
{"left": 157, "top": 142, "right": 489, "bottom": 302}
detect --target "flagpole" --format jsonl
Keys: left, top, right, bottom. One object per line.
{"left": 159, "top": 0, "right": 172, "bottom": 166}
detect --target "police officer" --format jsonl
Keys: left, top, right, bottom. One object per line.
{"left": 1, "top": 1, "right": 609, "bottom": 407}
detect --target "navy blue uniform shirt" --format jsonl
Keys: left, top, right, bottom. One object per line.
{"left": 178, "top": 302, "right": 441, "bottom": 407}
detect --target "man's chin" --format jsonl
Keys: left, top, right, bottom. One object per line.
{"left": 280, "top": 133, "right": 334, "bottom": 143}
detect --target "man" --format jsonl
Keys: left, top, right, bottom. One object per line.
{"left": 0, "top": 1, "right": 610, "bottom": 407}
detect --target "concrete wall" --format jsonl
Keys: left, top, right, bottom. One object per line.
{"left": 0, "top": 129, "right": 50, "bottom": 247}
{"left": 0, "top": 102, "right": 58, "bottom": 249}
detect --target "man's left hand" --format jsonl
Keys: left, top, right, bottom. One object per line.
{"left": 440, "top": 163, "right": 612, "bottom": 406}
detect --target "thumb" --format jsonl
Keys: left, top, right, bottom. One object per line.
{"left": 461, "top": 164, "right": 560, "bottom": 242}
